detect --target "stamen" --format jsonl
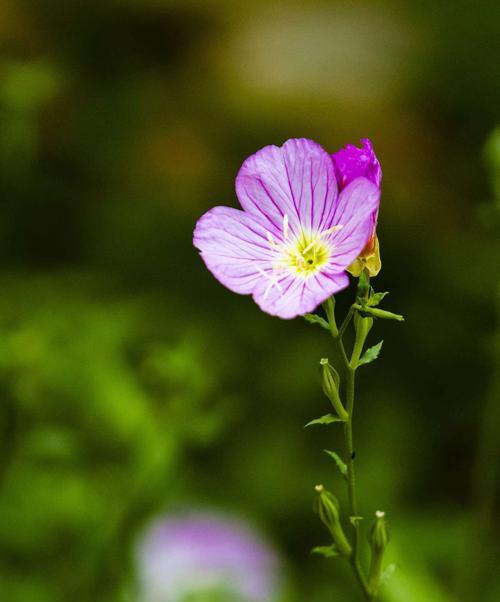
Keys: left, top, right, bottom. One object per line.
{"left": 302, "top": 239, "right": 319, "bottom": 254}
{"left": 320, "top": 224, "right": 343, "bottom": 237}
{"left": 266, "top": 231, "right": 277, "bottom": 248}
{"left": 283, "top": 214, "right": 289, "bottom": 240}
{"left": 256, "top": 265, "right": 283, "bottom": 297}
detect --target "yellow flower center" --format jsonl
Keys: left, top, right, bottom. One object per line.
{"left": 281, "top": 231, "right": 330, "bottom": 277}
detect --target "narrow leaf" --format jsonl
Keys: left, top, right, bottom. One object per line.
{"left": 304, "top": 313, "right": 329, "bottom": 330}
{"left": 324, "top": 450, "right": 348, "bottom": 478}
{"left": 358, "top": 341, "right": 384, "bottom": 366}
{"left": 349, "top": 515, "right": 364, "bottom": 526}
{"left": 305, "top": 414, "right": 345, "bottom": 427}
{"left": 368, "top": 291, "right": 389, "bottom": 307}
{"left": 311, "top": 545, "right": 339, "bottom": 558}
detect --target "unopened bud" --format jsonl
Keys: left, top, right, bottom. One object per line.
{"left": 314, "top": 487, "right": 352, "bottom": 557}
{"left": 354, "top": 312, "right": 373, "bottom": 343}
{"left": 368, "top": 510, "right": 389, "bottom": 596}
{"left": 320, "top": 359, "right": 348, "bottom": 421}
{"left": 370, "top": 510, "right": 388, "bottom": 552}
{"left": 354, "top": 304, "right": 404, "bottom": 322}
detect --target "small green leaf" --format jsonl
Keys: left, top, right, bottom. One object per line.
{"left": 349, "top": 515, "right": 364, "bottom": 526}
{"left": 324, "top": 450, "right": 348, "bottom": 478}
{"left": 305, "top": 414, "right": 345, "bottom": 427}
{"left": 367, "top": 291, "right": 389, "bottom": 307}
{"left": 311, "top": 545, "right": 339, "bottom": 558}
{"left": 358, "top": 341, "right": 384, "bottom": 366}
{"left": 304, "top": 313, "right": 329, "bottom": 330}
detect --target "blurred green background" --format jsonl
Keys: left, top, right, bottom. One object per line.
{"left": 0, "top": 1, "right": 499, "bottom": 600}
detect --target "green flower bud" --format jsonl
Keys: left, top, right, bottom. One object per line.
{"left": 354, "top": 312, "right": 373, "bottom": 344}
{"left": 368, "top": 510, "right": 389, "bottom": 596}
{"left": 314, "top": 485, "right": 352, "bottom": 557}
{"left": 319, "top": 359, "right": 348, "bottom": 421}
{"left": 350, "top": 313, "right": 373, "bottom": 367}
{"left": 353, "top": 304, "right": 404, "bottom": 322}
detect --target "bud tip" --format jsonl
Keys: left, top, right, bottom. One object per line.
{"left": 320, "top": 358, "right": 328, "bottom": 365}
{"left": 315, "top": 484, "right": 324, "bottom": 492}
{"left": 375, "top": 510, "right": 385, "bottom": 518}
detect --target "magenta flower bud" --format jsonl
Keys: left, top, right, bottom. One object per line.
{"left": 136, "top": 511, "right": 283, "bottom": 602}
{"left": 332, "top": 139, "right": 382, "bottom": 277}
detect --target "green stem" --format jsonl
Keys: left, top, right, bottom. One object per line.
{"left": 345, "top": 365, "right": 371, "bottom": 600}
{"left": 338, "top": 305, "right": 355, "bottom": 339}
{"left": 327, "top": 297, "right": 372, "bottom": 600}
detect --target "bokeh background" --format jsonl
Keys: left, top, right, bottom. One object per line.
{"left": 0, "top": 1, "right": 499, "bottom": 601}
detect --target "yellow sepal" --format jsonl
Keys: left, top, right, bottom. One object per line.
{"left": 347, "top": 235, "right": 381, "bottom": 277}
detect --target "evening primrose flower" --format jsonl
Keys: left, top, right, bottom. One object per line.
{"left": 136, "top": 511, "right": 282, "bottom": 602}
{"left": 332, "top": 138, "right": 382, "bottom": 277}
{"left": 194, "top": 138, "right": 380, "bottom": 319}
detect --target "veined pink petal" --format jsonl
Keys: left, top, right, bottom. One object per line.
{"left": 252, "top": 271, "right": 349, "bottom": 320}
{"left": 327, "top": 177, "right": 380, "bottom": 268}
{"left": 236, "top": 138, "right": 338, "bottom": 238}
{"left": 193, "top": 206, "right": 275, "bottom": 294}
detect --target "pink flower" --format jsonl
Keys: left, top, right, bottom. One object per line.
{"left": 194, "top": 138, "right": 380, "bottom": 319}
{"left": 136, "top": 511, "right": 282, "bottom": 601}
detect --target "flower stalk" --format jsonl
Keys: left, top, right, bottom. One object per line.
{"left": 310, "top": 271, "right": 402, "bottom": 601}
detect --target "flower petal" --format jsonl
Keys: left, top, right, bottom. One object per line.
{"left": 235, "top": 138, "right": 338, "bottom": 238}
{"left": 193, "top": 206, "right": 275, "bottom": 294}
{"left": 252, "top": 271, "right": 349, "bottom": 320}
{"left": 327, "top": 177, "right": 381, "bottom": 269}
{"left": 332, "top": 138, "right": 382, "bottom": 190}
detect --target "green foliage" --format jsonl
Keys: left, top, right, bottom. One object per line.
{"left": 0, "top": 275, "right": 233, "bottom": 602}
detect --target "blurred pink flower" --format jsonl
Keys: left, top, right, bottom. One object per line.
{"left": 136, "top": 511, "right": 283, "bottom": 602}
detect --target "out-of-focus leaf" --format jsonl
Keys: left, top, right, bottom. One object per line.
{"left": 324, "top": 450, "right": 348, "bottom": 478}
{"left": 311, "top": 544, "right": 339, "bottom": 558}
